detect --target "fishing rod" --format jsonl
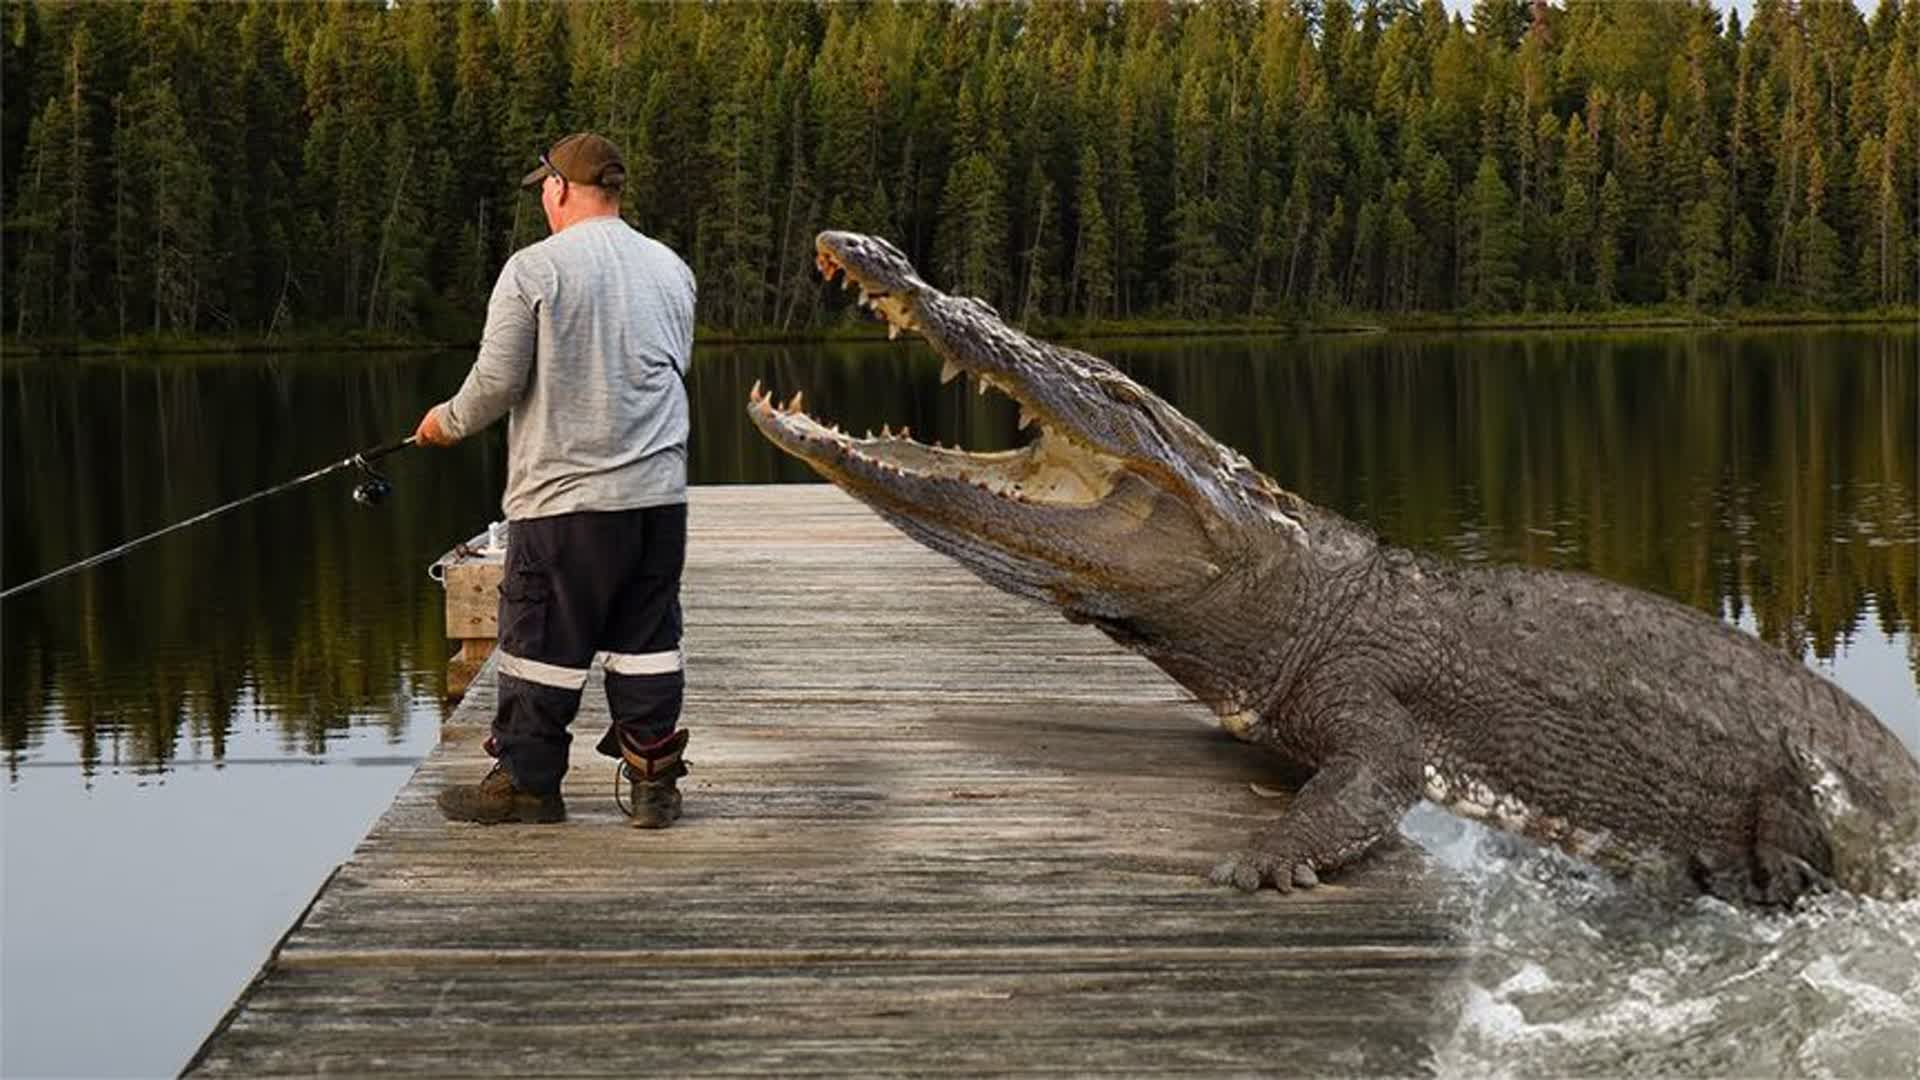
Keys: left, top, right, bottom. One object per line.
{"left": 0, "top": 435, "right": 418, "bottom": 602}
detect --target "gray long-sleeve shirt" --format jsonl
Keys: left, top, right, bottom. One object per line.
{"left": 437, "top": 216, "right": 696, "bottom": 520}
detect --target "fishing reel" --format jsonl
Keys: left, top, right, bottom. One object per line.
{"left": 350, "top": 454, "right": 394, "bottom": 507}
{"left": 347, "top": 434, "right": 417, "bottom": 507}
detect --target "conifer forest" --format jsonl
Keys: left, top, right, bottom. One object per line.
{"left": 4, "top": 0, "right": 1918, "bottom": 341}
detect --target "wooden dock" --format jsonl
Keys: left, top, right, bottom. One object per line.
{"left": 190, "top": 484, "right": 1466, "bottom": 1076}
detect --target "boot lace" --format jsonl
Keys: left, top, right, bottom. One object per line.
{"left": 614, "top": 759, "right": 687, "bottom": 818}
{"left": 613, "top": 760, "right": 634, "bottom": 818}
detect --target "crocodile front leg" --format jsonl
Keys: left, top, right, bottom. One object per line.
{"left": 1211, "top": 697, "right": 1423, "bottom": 893}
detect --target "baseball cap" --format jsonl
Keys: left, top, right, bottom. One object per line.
{"left": 520, "top": 133, "right": 627, "bottom": 190}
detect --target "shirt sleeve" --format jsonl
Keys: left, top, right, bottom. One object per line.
{"left": 440, "top": 255, "right": 538, "bottom": 440}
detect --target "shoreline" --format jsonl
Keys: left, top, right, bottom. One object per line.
{"left": 5, "top": 307, "right": 1914, "bottom": 359}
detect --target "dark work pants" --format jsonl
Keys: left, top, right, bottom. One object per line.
{"left": 491, "top": 504, "right": 686, "bottom": 795}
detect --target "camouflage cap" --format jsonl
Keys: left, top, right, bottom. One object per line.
{"left": 520, "top": 133, "right": 627, "bottom": 190}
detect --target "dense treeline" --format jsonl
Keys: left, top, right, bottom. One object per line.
{"left": 5, "top": 0, "right": 1919, "bottom": 341}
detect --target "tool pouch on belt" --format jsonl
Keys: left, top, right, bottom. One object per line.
{"left": 619, "top": 728, "right": 690, "bottom": 782}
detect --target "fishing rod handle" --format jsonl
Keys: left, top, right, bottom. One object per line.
{"left": 355, "top": 435, "right": 419, "bottom": 465}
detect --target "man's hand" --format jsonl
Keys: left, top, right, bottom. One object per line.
{"left": 414, "top": 404, "right": 457, "bottom": 447}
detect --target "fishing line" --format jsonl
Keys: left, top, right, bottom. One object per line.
{"left": 0, "top": 435, "right": 417, "bottom": 601}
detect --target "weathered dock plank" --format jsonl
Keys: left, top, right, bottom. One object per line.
{"left": 191, "top": 484, "right": 1465, "bottom": 1076}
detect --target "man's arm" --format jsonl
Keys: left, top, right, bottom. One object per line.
{"left": 420, "top": 257, "right": 539, "bottom": 444}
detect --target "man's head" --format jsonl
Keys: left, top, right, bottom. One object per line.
{"left": 521, "top": 133, "right": 625, "bottom": 233}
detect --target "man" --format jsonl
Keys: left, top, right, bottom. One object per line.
{"left": 415, "top": 132, "right": 697, "bottom": 829}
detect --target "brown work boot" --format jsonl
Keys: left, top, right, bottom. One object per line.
{"left": 437, "top": 763, "right": 566, "bottom": 824}
{"left": 620, "top": 729, "right": 689, "bottom": 829}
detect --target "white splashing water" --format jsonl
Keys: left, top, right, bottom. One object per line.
{"left": 1401, "top": 804, "right": 1920, "bottom": 1078}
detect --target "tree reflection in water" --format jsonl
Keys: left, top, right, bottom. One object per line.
{"left": 4, "top": 329, "right": 1914, "bottom": 776}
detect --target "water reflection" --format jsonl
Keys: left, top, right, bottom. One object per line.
{"left": 2, "top": 354, "right": 507, "bottom": 777}
{"left": 4, "top": 329, "right": 1915, "bottom": 778}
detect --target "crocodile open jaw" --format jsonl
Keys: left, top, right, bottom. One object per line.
{"left": 748, "top": 236, "right": 1125, "bottom": 510}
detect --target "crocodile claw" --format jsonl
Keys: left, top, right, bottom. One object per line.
{"left": 1209, "top": 849, "right": 1318, "bottom": 893}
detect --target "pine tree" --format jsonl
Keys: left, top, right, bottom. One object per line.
{"left": 770, "top": 49, "right": 820, "bottom": 333}
{"left": 1383, "top": 178, "right": 1419, "bottom": 310}
{"left": 1461, "top": 154, "right": 1521, "bottom": 310}
{"left": 1851, "top": 134, "right": 1902, "bottom": 305}
{"left": 236, "top": 1, "right": 301, "bottom": 334}
{"left": 1471, "top": 0, "right": 1529, "bottom": 50}
{"left": 1108, "top": 83, "right": 1150, "bottom": 317}
{"left": 1682, "top": 157, "right": 1731, "bottom": 307}
{"left": 365, "top": 121, "right": 430, "bottom": 331}
{"left": 937, "top": 151, "right": 1010, "bottom": 307}
{"left": 112, "top": 67, "right": 213, "bottom": 332}
{"left": 1416, "top": 152, "right": 1455, "bottom": 308}
{"left": 497, "top": 0, "right": 569, "bottom": 253}
{"left": 446, "top": 0, "right": 503, "bottom": 315}
{"left": 1615, "top": 90, "right": 1661, "bottom": 301}
{"left": 1167, "top": 65, "right": 1225, "bottom": 317}
{"left": 1558, "top": 114, "right": 1597, "bottom": 294}
{"left": 1072, "top": 145, "right": 1116, "bottom": 319}
{"left": 1312, "top": 193, "right": 1346, "bottom": 309}
{"left": 1346, "top": 196, "right": 1381, "bottom": 307}
{"left": 13, "top": 97, "right": 65, "bottom": 336}
{"left": 15, "top": 22, "right": 96, "bottom": 335}
{"left": 702, "top": 35, "right": 778, "bottom": 330}
{"left": 1595, "top": 169, "right": 1625, "bottom": 305}
{"left": 1, "top": 0, "right": 42, "bottom": 327}
{"left": 1018, "top": 167, "right": 1062, "bottom": 324}
{"left": 1799, "top": 146, "right": 1844, "bottom": 305}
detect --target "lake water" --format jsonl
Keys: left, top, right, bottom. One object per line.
{"left": 3, "top": 328, "right": 1916, "bottom": 1077}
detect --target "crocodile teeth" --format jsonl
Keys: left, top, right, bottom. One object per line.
{"left": 1018, "top": 406, "right": 1036, "bottom": 431}
{"left": 976, "top": 375, "right": 990, "bottom": 396}
{"left": 887, "top": 322, "right": 900, "bottom": 340}
{"left": 790, "top": 391, "right": 805, "bottom": 414}
{"left": 941, "top": 359, "right": 961, "bottom": 385}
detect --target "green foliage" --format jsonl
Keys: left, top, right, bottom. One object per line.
{"left": 1071, "top": 145, "right": 1116, "bottom": 319}
{"left": 1595, "top": 170, "right": 1625, "bottom": 304}
{"left": 4, "top": 0, "right": 1918, "bottom": 342}
{"left": 1462, "top": 155, "right": 1521, "bottom": 311}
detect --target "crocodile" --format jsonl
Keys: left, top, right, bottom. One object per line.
{"left": 747, "top": 230, "right": 1920, "bottom": 906}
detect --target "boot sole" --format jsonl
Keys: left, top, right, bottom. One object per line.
{"left": 629, "top": 801, "right": 682, "bottom": 829}
{"left": 437, "top": 795, "right": 567, "bottom": 825}
{"left": 516, "top": 803, "right": 567, "bottom": 824}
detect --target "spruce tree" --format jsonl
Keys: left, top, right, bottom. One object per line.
{"left": 1682, "top": 157, "right": 1732, "bottom": 307}
{"left": 1595, "top": 169, "right": 1625, "bottom": 305}
{"left": 1462, "top": 154, "right": 1521, "bottom": 311}
{"left": 1072, "top": 145, "right": 1116, "bottom": 319}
